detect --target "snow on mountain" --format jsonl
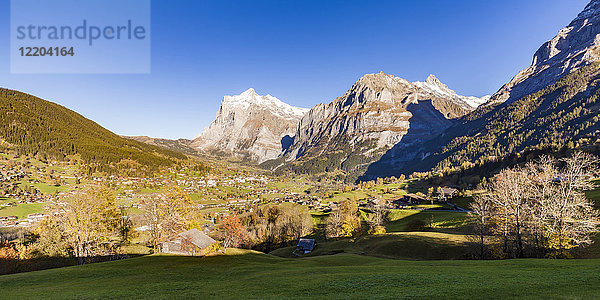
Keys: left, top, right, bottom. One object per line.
{"left": 274, "top": 71, "right": 486, "bottom": 180}
{"left": 222, "top": 88, "right": 308, "bottom": 120}
{"left": 192, "top": 89, "right": 308, "bottom": 163}
{"left": 413, "top": 75, "right": 490, "bottom": 109}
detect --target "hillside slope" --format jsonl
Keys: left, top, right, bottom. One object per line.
{"left": 124, "top": 136, "right": 200, "bottom": 157}
{"left": 491, "top": 0, "right": 600, "bottom": 104}
{"left": 1, "top": 254, "right": 599, "bottom": 298}
{"left": 266, "top": 72, "right": 488, "bottom": 181}
{"left": 375, "top": 63, "right": 600, "bottom": 175}
{"left": 368, "top": 0, "right": 600, "bottom": 176}
{"left": 0, "top": 88, "right": 186, "bottom": 173}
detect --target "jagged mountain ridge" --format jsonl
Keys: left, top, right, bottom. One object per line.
{"left": 266, "top": 72, "right": 489, "bottom": 180}
{"left": 192, "top": 88, "right": 309, "bottom": 163}
{"left": 490, "top": 0, "right": 600, "bottom": 104}
{"left": 384, "top": 0, "right": 600, "bottom": 176}
{"left": 414, "top": 75, "right": 490, "bottom": 110}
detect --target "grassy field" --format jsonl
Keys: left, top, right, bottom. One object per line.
{"left": 273, "top": 208, "right": 473, "bottom": 260}
{"left": 586, "top": 179, "right": 600, "bottom": 208}
{"left": 270, "top": 231, "right": 470, "bottom": 260}
{"left": 450, "top": 196, "right": 474, "bottom": 210}
{"left": 1, "top": 252, "right": 599, "bottom": 299}
{"left": 20, "top": 181, "right": 68, "bottom": 194}
{"left": 386, "top": 210, "right": 470, "bottom": 233}
{"left": 0, "top": 203, "right": 45, "bottom": 219}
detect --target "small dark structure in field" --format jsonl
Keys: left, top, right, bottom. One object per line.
{"left": 294, "top": 238, "right": 315, "bottom": 255}
{"left": 162, "top": 229, "right": 216, "bottom": 256}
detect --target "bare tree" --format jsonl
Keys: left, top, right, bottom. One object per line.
{"left": 543, "top": 152, "right": 599, "bottom": 256}
{"left": 470, "top": 152, "right": 599, "bottom": 258}
{"left": 525, "top": 155, "right": 558, "bottom": 256}
{"left": 325, "top": 209, "right": 344, "bottom": 239}
{"left": 492, "top": 168, "right": 533, "bottom": 258}
{"left": 469, "top": 190, "right": 495, "bottom": 259}
{"left": 368, "top": 199, "right": 389, "bottom": 234}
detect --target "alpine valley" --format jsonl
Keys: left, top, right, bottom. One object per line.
{"left": 3, "top": 0, "right": 600, "bottom": 183}
{"left": 191, "top": 0, "right": 600, "bottom": 182}
{"left": 3, "top": 1, "right": 600, "bottom": 297}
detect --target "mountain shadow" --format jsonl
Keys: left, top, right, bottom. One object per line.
{"left": 357, "top": 99, "right": 455, "bottom": 182}
{"left": 281, "top": 135, "right": 294, "bottom": 152}
{"left": 360, "top": 62, "right": 600, "bottom": 182}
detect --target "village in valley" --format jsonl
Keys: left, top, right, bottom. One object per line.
{"left": 0, "top": 149, "right": 475, "bottom": 257}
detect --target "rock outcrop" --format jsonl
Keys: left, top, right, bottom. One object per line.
{"left": 273, "top": 72, "right": 489, "bottom": 180}
{"left": 192, "top": 88, "right": 308, "bottom": 163}
{"left": 396, "top": 0, "right": 600, "bottom": 176}
{"left": 491, "top": 0, "right": 600, "bottom": 104}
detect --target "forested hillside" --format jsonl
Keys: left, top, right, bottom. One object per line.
{"left": 406, "top": 62, "right": 600, "bottom": 173}
{"left": 0, "top": 88, "right": 186, "bottom": 174}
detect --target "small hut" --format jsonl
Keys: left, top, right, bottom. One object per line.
{"left": 162, "top": 229, "right": 217, "bottom": 256}
{"left": 295, "top": 238, "right": 316, "bottom": 254}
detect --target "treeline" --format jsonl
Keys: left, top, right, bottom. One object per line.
{"left": 412, "top": 142, "right": 600, "bottom": 190}
{"left": 414, "top": 62, "right": 600, "bottom": 174}
{"left": 264, "top": 138, "right": 384, "bottom": 183}
{"left": 217, "top": 198, "right": 389, "bottom": 253}
{"left": 0, "top": 186, "right": 133, "bottom": 274}
{"left": 217, "top": 204, "right": 313, "bottom": 252}
{"left": 469, "top": 152, "right": 599, "bottom": 259}
{"left": 0, "top": 88, "right": 187, "bottom": 175}
{"left": 0, "top": 185, "right": 215, "bottom": 274}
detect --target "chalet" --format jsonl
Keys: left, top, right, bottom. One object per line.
{"left": 402, "top": 193, "right": 427, "bottom": 204}
{"left": 295, "top": 238, "right": 315, "bottom": 254}
{"left": 162, "top": 229, "right": 217, "bottom": 256}
{"left": 26, "top": 213, "right": 45, "bottom": 221}
{"left": 438, "top": 187, "right": 459, "bottom": 199}
{"left": 389, "top": 194, "right": 426, "bottom": 207}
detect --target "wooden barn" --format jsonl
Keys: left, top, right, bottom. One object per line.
{"left": 162, "top": 229, "right": 217, "bottom": 256}
{"left": 438, "top": 187, "right": 459, "bottom": 199}
{"left": 295, "top": 238, "right": 316, "bottom": 255}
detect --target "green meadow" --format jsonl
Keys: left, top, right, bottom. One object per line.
{"left": 0, "top": 203, "right": 45, "bottom": 219}
{"left": 1, "top": 252, "right": 599, "bottom": 299}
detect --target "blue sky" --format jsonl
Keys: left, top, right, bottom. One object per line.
{"left": 0, "top": 0, "right": 590, "bottom": 139}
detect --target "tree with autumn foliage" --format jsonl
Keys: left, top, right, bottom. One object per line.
{"left": 142, "top": 186, "right": 194, "bottom": 252}
{"left": 326, "top": 199, "right": 362, "bottom": 238}
{"left": 57, "top": 186, "right": 122, "bottom": 263}
{"left": 0, "top": 242, "right": 19, "bottom": 274}
{"left": 241, "top": 204, "right": 313, "bottom": 251}
{"left": 217, "top": 214, "right": 249, "bottom": 249}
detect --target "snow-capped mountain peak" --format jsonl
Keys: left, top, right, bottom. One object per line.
{"left": 413, "top": 75, "right": 490, "bottom": 109}
{"left": 193, "top": 89, "right": 308, "bottom": 163}
{"left": 222, "top": 88, "right": 308, "bottom": 119}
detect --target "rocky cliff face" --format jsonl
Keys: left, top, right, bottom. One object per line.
{"left": 491, "top": 0, "right": 600, "bottom": 104}
{"left": 273, "top": 72, "right": 488, "bottom": 180}
{"left": 192, "top": 89, "right": 308, "bottom": 163}
{"left": 395, "top": 0, "right": 600, "bottom": 176}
